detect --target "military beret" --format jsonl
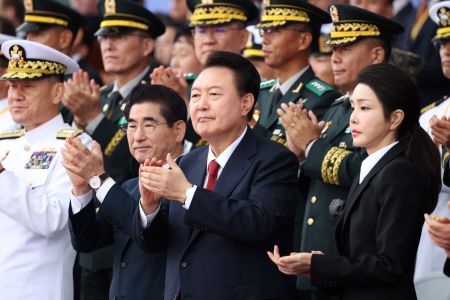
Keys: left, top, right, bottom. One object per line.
{"left": 95, "top": 0, "right": 165, "bottom": 38}
{"left": 16, "top": 0, "right": 84, "bottom": 36}
{"left": 187, "top": 0, "right": 258, "bottom": 26}
{"left": 326, "top": 4, "right": 403, "bottom": 47}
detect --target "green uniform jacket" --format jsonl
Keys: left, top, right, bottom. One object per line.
{"left": 296, "top": 95, "right": 367, "bottom": 290}
{"left": 254, "top": 67, "right": 340, "bottom": 145}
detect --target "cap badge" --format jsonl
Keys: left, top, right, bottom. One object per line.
{"left": 9, "top": 45, "right": 25, "bottom": 68}
{"left": 330, "top": 5, "right": 339, "bottom": 23}
{"left": 105, "top": 0, "right": 117, "bottom": 15}
{"left": 201, "top": 0, "right": 214, "bottom": 4}
{"left": 24, "top": 0, "right": 33, "bottom": 13}
{"left": 263, "top": 0, "right": 270, "bottom": 6}
{"left": 438, "top": 7, "right": 450, "bottom": 27}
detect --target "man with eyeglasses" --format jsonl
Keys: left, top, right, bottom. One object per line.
{"left": 63, "top": 84, "right": 187, "bottom": 299}
{"left": 252, "top": 0, "right": 340, "bottom": 147}
{"left": 151, "top": 0, "right": 258, "bottom": 148}
{"left": 61, "top": 1, "right": 165, "bottom": 299}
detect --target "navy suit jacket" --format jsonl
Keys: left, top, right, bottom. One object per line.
{"left": 97, "top": 128, "right": 300, "bottom": 300}
{"left": 69, "top": 179, "right": 166, "bottom": 300}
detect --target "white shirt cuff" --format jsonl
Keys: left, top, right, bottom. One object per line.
{"left": 85, "top": 113, "right": 105, "bottom": 135}
{"left": 139, "top": 202, "right": 161, "bottom": 229}
{"left": 305, "top": 139, "right": 318, "bottom": 158}
{"left": 70, "top": 190, "right": 94, "bottom": 214}
{"left": 96, "top": 177, "right": 116, "bottom": 203}
{"left": 182, "top": 185, "right": 197, "bottom": 209}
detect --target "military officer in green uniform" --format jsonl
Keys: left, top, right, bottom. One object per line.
{"left": 276, "top": 5, "right": 404, "bottom": 299}
{"left": 61, "top": 1, "right": 165, "bottom": 299}
{"left": 151, "top": 0, "right": 258, "bottom": 148}
{"left": 253, "top": 0, "right": 340, "bottom": 146}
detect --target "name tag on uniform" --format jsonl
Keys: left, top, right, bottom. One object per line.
{"left": 25, "top": 149, "right": 56, "bottom": 169}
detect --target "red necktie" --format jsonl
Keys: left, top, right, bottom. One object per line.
{"left": 206, "top": 160, "right": 220, "bottom": 190}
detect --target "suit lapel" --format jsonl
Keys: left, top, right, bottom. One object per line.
{"left": 340, "top": 143, "right": 405, "bottom": 230}
{"left": 262, "top": 67, "right": 314, "bottom": 129}
{"left": 185, "top": 129, "right": 256, "bottom": 247}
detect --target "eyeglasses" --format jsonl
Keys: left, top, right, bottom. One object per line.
{"left": 258, "top": 27, "right": 306, "bottom": 38}
{"left": 191, "top": 25, "right": 244, "bottom": 37}
{"left": 97, "top": 33, "right": 150, "bottom": 43}
{"left": 120, "top": 122, "right": 169, "bottom": 135}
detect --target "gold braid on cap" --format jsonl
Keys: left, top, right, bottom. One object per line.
{"left": 190, "top": 5, "right": 247, "bottom": 25}
{"left": 327, "top": 22, "right": 380, "bottom": 45}
{"left": 436, "top": 7, "right": 450, "bottom": 39}
{"left": 2, "top": 45, "right": 66, "bottom": 80}
{"left": 258, "top": 7, "right": 310, "bottom": 28}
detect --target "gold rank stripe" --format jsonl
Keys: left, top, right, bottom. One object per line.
{"left": 243, "top": 49, "right": 264, "bottom": 58}
{"left": 104, "top": 129, "right": 126, "bottom": 157}
{"left": 0, "top": 129, "right": 25, "bottom": 139}
{"left": 436, "top": 27, "right": 450, "bottom": 39}
{"left": 261, "top": 15, "right": 310, "bottom": 23}
{"left": 56, "top": 128, "right": 83, "bottom": 139}
{"left": 321, "top": 147, "right": 351, "bottom": 185}
{"left": 100, "top": 20, "right": 149, "bottom": 31}
{"left": 25, "top": 15, "right": 68, "bottom": 27}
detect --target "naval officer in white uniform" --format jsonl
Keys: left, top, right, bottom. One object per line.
{"left": 0, "top": 39, "right": 92, "bottom": 299}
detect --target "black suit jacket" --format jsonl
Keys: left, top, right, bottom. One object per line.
{"left": 310, "top": 143, "right": 427, "bottom": 300}
{"left": 69, "top": 178, "right": 165, "bottom": 300}
{"left": 445, "top": 259, "right": 450, "bottom": 277}
{"left": 97, "top": 128, "right": 300, "bottom": 300}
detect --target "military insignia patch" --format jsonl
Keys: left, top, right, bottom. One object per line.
{"left": 24, "top": 0, "right": 33, "bottom": 12}
{"left": 202, "top": 0, "right": 214, "bottom": 4}
{"left": 25, "top": 149, "right": 56, "bottom": 169}
{"left": 105, "top": 0, "right": 116, "bottom": 14}
{"left": 320, "top": 121, "right": 332, "bottom": 138}
{"left": 330, "top": 6, "right": 339, "bottom": 23}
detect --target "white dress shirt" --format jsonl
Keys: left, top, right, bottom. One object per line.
{"left": 0, "top": 114, "right": 92, "bottom": 300}
{"left": 359, "top": 141, "right": 398, "bottom": 184}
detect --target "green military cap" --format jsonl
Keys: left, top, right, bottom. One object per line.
{"left": 256, "top": 0, "right": 330, "bottom": 35}
{"left": 429, "top": 1, "right": 450, "bottom": 43}
{"left": 311, "top": 23, "right": 333, "bottom": 56}
{"left": 95, "top": 0, "right": 165, "bottom": 38}
{"left": 0, "top": 39, "right": 79, "bottom": 80}
{"left": 327, "top": 4, "right": 403, "bottom": 47}
{"left": 187, "top": 0, "right": 258, "bottom": 26}
{"left": 16, "top": 0, "right": 84, "bottom": 36}
{"left": 243, "top": 26, "right": 263, "bottom": 60}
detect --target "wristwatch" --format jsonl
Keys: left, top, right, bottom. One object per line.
{"left": 88, "top": 173, "right": 109, "bottom": 190}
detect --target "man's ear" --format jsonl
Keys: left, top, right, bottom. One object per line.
{"left": 142, "top": 38, "right": 154, "bottom": 57}
{"left": 51, "top": 81, "right": 64, "bottom": 105}
{"left": 174, "top": 120, "right": 187, "bottom": 143}
{"left": 238, "top": 29, "right": 250, "bottom": 52}
{"left": 59, "top": 29, "right": 74, "bottom": 52}
{"left": 298, "top": 32, "right": 313, "bottom": 52}
{"left": 370, "top": 46, "right": 386, "bottom": 64}
{"left": 241, "top": 93, "right": 254, "bottom": 117}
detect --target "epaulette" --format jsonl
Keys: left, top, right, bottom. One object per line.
{"left": 260, "top": 79, "right": 276, "bottom": 90}
{"left": 0, "top": 129, "right": 25, "bottom": 140}
{"left": 305, "top": 79, "right": 334, "bottom": 96}
{"left": 421, "top": 95, "right": 448, "bottom": 114}
{"left": 332, "top": 94, "right": 349, "bottom": 105}
{"left": 184, "top": 73, "right": 197, "bottom": 81}
{"left": 56, "top": 128, "right": 84, "bottom": 139}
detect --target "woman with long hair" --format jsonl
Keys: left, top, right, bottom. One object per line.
{"left": 269, "top": 63, "right": 441, "bottom": 299}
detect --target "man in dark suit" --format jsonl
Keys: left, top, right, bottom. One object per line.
{"left": 64, "top": 84, "right": 188, "bottom": 299}
{"left": 61, "top": 1, "right": 165, "bottom": 298}
{"left": 253, "top": 0, "right": 340, "bottom": 145}
{"left": 63, "top": 51, "right": 301, "bottom": 300}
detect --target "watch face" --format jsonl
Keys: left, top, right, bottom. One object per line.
{"left": 89, "top": 176, "right": 101, "bottom": 189}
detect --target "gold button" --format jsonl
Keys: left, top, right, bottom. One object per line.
{"left": 311, "top": 196, "right": 317, "bottom": 204}
{"left": 307, "top": 218, "right": 314, "bottom": 225}
{"left": 24, "top": 144, "right": 30, "bottom": 151}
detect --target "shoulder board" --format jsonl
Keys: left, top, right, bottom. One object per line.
{"left": 56, "top": 128, "right": 84, "bottom": 139}
{"left": 305, "top": 79, "right": 334, "bottom": 96}
{"left": 100, "top": 85, "right": 110, "bottom": 92}
{"left": 184, "top": 73, "right": 197, "bottom": 81}
{"left": 260, "top": 79, "right": 276, "bottom": 90}
{"left": 421, "top": 95, "right": 449, "bottom": 114}
{"left": 0, "top": 129, "right": 25, "bottom": 140}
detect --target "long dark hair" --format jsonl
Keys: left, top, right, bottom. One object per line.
{"left": 356, "top": 63, "right": 440, "bottom": 213}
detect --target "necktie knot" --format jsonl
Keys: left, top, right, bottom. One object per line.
{"left": 206, "top": 159, "right": 220, "bottom": 190}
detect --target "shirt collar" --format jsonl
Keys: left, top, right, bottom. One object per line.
{"left": 206, "top": 127, "right": 247, "bottom": 178}
{"left": 113, "top": 66, "right": 150, "bottom": 98}
{"left": 359, "top": 141, "right": 398, "bottom": 184}
{"left": 24, "top": 114, "right": 65, "bottom": 145}
{"left": 276, "top": 66, "right": 309, "bottom": 95}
